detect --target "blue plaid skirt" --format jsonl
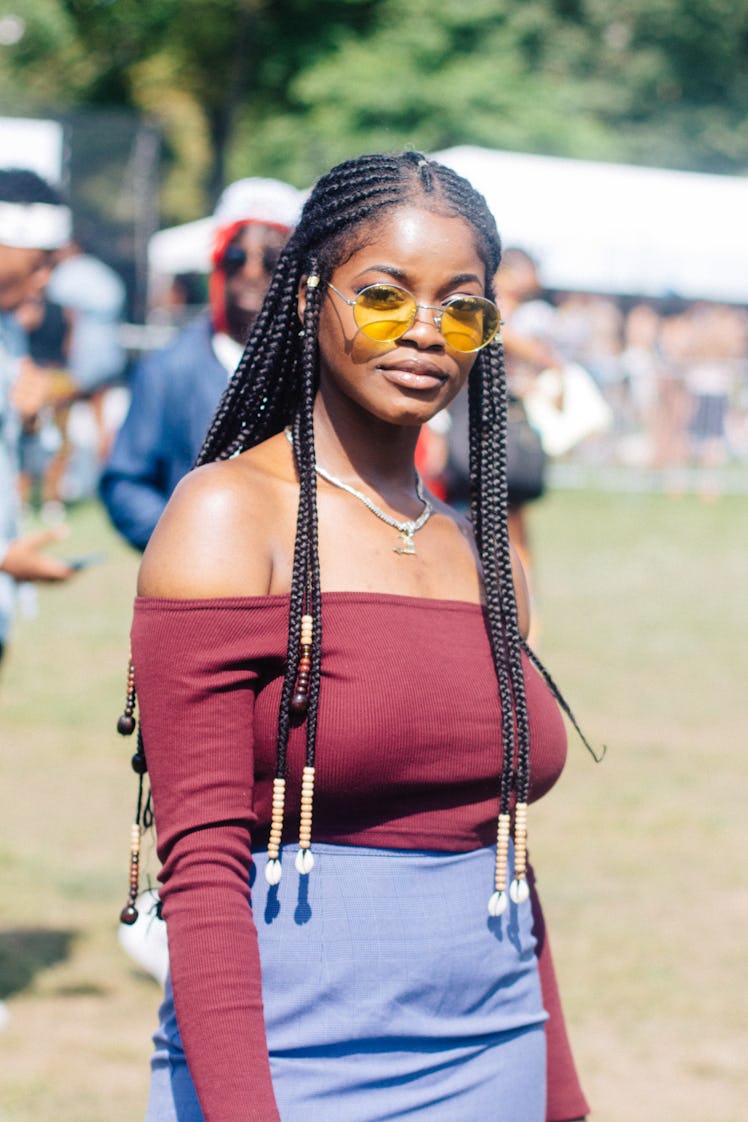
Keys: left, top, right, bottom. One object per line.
{"left": 147, "top": 842, "right": 547, "bottom": 1121}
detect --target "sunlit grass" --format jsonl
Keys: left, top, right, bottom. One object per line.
{"left": 528, "top": 488, "right": 748, "bottom": 1122}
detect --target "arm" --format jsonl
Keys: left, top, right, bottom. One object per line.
{"left": 0, "top": 527, "right": 74, "bottom": 582}
{"left": 99, "top": 353, "right": 173, "bottom": 551}
{"left": 133, "top": 462, "right": 281, "bottom": 1121}
{"left": 132, "top": 601, "right": 281, "bottom": 1122}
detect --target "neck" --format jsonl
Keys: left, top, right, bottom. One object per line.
{"left": 311, "top": 392, "right": 422, "bottom": 494}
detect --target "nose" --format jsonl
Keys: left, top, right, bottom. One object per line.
{"left": 29, "top": 263, "right": 53, "bottom": 300}
{"left": 240, "top": 249, "right": 268, "bottom": 283}
{"left": 402, "top": 304, "right": 445, "bottom": 348}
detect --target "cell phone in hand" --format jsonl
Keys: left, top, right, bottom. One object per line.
{"left": 64, "top": 551, "right": 107, "bottom": 571}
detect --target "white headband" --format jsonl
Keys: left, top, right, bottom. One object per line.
{"left": 0, "top": 201, "right": 72, "bottom": 250}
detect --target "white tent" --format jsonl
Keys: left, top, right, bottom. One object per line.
{"left": 433, "top": 146, "right": 748, "bottom": 304}
{"left": 148, "top": 146, "right": 748, "bottom": 304}
{"left": 148, "top": 215, "right": 215, "bottom": 276}
{"left": 0, "top": 116, "right": 65, "bottom": 183}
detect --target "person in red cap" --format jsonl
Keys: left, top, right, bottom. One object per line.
{"left": 100, "top": 178, "right": 303, "bottom": 551}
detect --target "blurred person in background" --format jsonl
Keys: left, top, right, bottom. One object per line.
{"left": 46, "top": 238, "right": 127, "bottom": 501}
{"left": 100, "top": 178, "right": 303, "bottom": 551}
{"left": 682, "top": 303, "right": 746, "bottom": 498}
{"left": 553, "top": 292, "right": 623, "bottom": 391}
{"left": 618, "top": 302, "right": 665, "bottom": 461}
{"left": 147, "top": 271, "right": 206, "bottom": 329}
{"left": 492, "top": 249, "right": 558, "bottom": 560}
{"left": 13, "top": 294, "right": 69, "bottom": 514}
{"left": 654, "top": 307, "right": 694, "bottom": 478}
{"left": 444, "top": 248, "right": 556, "bottom": 517}
{"left": 0, "top": 168, "right": 76, "bottom": 668}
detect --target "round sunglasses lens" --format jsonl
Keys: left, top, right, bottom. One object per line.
{"left": 221, "top": 245, "right": 247, "bottom": 273}
{"left": 354, "top": 285, "right": 416, "bottom": 341}
{"left": 441, "top": 297, "right": 500, "bottom": 352}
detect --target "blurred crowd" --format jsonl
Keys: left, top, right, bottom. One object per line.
{"left": 544, "top": 291, "right": 748, "bottom": 484}
{"left": 422, "top": 251, "right": 748, "bottom": 505}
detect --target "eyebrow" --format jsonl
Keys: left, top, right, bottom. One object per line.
{"left": 353, "top": 264, "right": 484, "bottom": 288}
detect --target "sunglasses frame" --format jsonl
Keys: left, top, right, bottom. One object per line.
{"left": 220, "top": 243, "right": 282, "bottom": 275}
{"left": 326, "top": 281, "right": 501, "bottom": 353}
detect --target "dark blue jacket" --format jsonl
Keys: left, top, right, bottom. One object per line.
{"left": 100, "top": 315, "right": 227, "bottom": 551}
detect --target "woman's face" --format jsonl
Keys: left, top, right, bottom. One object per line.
{"left": 308, "top": 206, "right": 488, "bottom": 428}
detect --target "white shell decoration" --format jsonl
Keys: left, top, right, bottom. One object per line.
{"left": 295, "top": 848, "right": 315, "bottom": 875}
{"left": 509, "top": 877, "right": 530, "bottom": 904}
{"left": 264, "top": 859, "right": 282, "bottom": 886}
{"left": 488, "top": 890, "right": 508, "bottom": 917}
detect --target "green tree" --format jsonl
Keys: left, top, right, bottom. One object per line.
{"left": 252, "top": 0, "right": 748, "bottom": 177}
{"left": 0, "top": 0, "right": 93, "bottom": 105}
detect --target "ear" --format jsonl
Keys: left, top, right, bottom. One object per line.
{"left": 297, "top": 275, "right": 307, "bottom": 325}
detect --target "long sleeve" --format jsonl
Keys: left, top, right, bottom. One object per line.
{"left": 100, "top": 353, "right": 173, "bottom": 550}
{"left": 101, "top": 315, "right": 228, "bottom": 551}
{"left": 131, "top": 600, "right": 282, "bottom": 1122}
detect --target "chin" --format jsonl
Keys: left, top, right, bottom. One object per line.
{"left": 227, "top": 314, "right": 258, "bottom": 343}
{"left": 371, "top": 399, "right": 449, "bottom": 428}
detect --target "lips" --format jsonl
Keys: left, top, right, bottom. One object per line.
{"left": 233, "top": 289, "right": 265, "bottom": 311}
{"left": 377, "top": 359, "right": 448, "bottom": 391}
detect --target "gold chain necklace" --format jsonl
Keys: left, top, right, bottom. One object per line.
{"left": 284, "top": 428, "right": 433, "bottom": 555}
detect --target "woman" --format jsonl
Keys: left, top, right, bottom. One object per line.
{"left": 124, "top": 151, "right": 590, "bottom": 1121}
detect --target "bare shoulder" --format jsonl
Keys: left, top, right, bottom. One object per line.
{"left": 138, "top": 436, "right": 296, "bottom": 598}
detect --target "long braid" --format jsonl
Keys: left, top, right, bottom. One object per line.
{"left": 190, "top": 149, "right": 593, "bottom": 903}
{"left": 292, "top": 275, "right": 324, "bottom": 873}
{"left": 264, "top": 273, "right": 324, "bottom": 884}
{"left": 470, "top": 342, "right": 521, "bottom": 914}
{"left": 196, "top": 251, "right": 303, "bottom": 465}
{"left": 487, "top": 341, "right": 533, "bottom": 904}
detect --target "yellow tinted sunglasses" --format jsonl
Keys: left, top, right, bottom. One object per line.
{"left": 326, "top": 281, "right": 501, "bottom": 353}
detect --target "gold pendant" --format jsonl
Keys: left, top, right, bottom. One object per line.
{"left": 393, "top": 530, "right": 416, "bottom": 555}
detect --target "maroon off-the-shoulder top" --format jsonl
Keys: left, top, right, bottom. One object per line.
{"left": 131, "top": 593, "right": 588, "bottom": 1122}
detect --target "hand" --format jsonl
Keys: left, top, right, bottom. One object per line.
{"left": 10, "top": 359, "right": 51, "bottom": 423}
{"left": 0, "top": 527, "right": 75, "bottom": 583}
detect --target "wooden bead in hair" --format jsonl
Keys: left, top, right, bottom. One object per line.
{"left": 117, "top": 659, "right": 136, "bottom": 736}
{"left": 120, "top": 822, "right": 142, "bottom": 925}
{"left": 295, "top": 765, "right": 316, "bottom": 874}
{"left": 117, "top": 657, "right": 149, "bottom": 923}
{"left": 509, "top": 801, "right": 530, "bottom": 904}
{"left": 488, "top": 812, "right": 511, "bottom": 916}
{"left": 265, "top": 777, "right": 287, "bottom": 885}
{"left": 290, "top": 613, "right": 314, "bottom": 714}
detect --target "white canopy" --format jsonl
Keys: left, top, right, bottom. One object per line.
{"left": 148, "top": 145, "right": 748, "bottom": 304}
{"left": 0, "top": 116, "right": 65, "bottom": 184}
{"left": 148, "top": 215, "right": 215, "bottom": 276}
{"left": 433, "top": 146, "right": 748, "bottom": 304}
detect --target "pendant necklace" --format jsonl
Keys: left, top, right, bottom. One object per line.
{"left": 284, "top": 428, "right": 433, "bottom": 555}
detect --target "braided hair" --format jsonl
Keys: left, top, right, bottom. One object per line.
{"left": 194, "top": 150, "right": 594, "bottom": 908}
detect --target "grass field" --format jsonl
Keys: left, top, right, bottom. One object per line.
{"left": 1, "top": 489, "right": 746, "bottom": 1122}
